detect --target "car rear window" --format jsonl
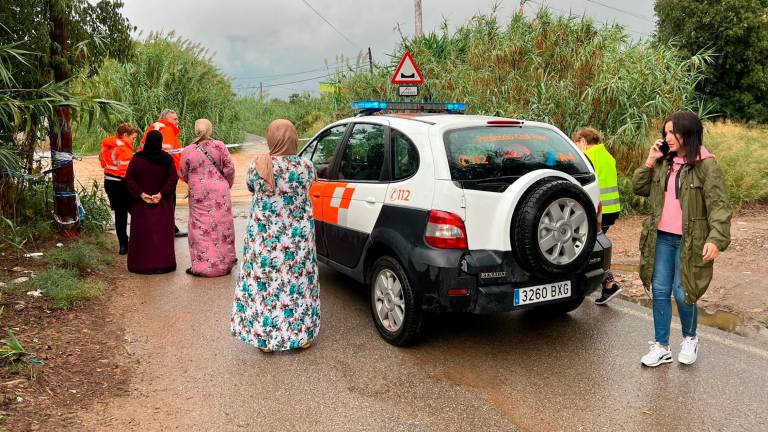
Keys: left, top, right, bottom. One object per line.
{"left": 443, "top": 126, "right": 589, "bottom": 181}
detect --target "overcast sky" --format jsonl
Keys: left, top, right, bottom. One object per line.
{"left": 118, "top": 0, "right": 656, "bottom": 99}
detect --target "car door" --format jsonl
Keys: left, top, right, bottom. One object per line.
{"left": 325, "top": 121, "right": 390, "bottom": 268}
{"left": 301, "top": 124, "right": 349, "bottom": 258}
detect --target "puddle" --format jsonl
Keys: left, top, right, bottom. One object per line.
{"left": 619, "top": 294, "right": 743, "bottom": 332}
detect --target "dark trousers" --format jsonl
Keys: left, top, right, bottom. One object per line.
{"left": 601, "top": 212, "right": 620, "bottom": 285}
{"left": 104, "top": 178, "right": 131, "bottom": 246}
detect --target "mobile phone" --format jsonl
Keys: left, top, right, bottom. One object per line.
{"left": 658, "top": 140, "right": 670, "bottom": 155}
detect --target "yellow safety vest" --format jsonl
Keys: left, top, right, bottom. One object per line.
{"left": 584, "top": 144, "right": 621, "bottom": 214}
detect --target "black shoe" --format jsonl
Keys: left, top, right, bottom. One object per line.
{"left": 119, "top": 244, "right": 128, "bottom": 255}
{"left": 595, "top": 284, "right": 622, "bottom": 305}
{"left": 185, "top": 267, "right": 196, "bottom": 276}
{"left": 174, "top": 225, "right": 187, "bottom": 238}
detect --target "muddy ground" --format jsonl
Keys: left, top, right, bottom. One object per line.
{"left": 0, "top": 253, "right": 131, "bottom": 431}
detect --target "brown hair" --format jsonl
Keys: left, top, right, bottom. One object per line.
{"left": 661, "top": 111, "right": 703, "bottom": 165}
{"left": 572, "top": 127, "right": 601, "bottom": 145}
{"left": 116, "top": 123, "right": 138, "bottom": 137}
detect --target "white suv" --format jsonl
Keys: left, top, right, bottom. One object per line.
{"left": 300, "top": 101, "right": 612, "bottom": 346}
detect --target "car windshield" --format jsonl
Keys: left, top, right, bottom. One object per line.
{"left": 443, "top": 126, "right": 589, "bottom": 181}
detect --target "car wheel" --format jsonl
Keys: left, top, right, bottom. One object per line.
{"left": 512, "top": 178, "right": 597, "bottom": 278}
{"left": 532, "top": 296, "right": 585, "bottom": 315}
{"left": 369, "top": 256, "right": 423, "bottom": 346}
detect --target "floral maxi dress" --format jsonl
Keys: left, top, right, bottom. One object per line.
{"left": 231, "top": 156, "right": 320, "bottom": 351}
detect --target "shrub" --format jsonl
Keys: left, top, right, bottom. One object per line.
{"left": 31, "top": 268, "right": 106, "bottom": 309}
{"left": 77, "top": 181, "right": 113, "bottom": 235}
{"left": 46, "top": 237, "right": 114, "bottom": 276}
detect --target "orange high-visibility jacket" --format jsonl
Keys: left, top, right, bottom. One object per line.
{"left": 99, "top": 135, "right": 134, "bottom": 179}
{"left": 140, "top": 118, "right": 183, "bottom": 177}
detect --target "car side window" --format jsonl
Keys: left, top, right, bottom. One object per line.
{"left": 392, "top": 129, "right": 419, "bottom": 180}
{"left": 310, "top": 125, "right": 347, "bottom": 179}
{"left": 339, "top": 123, "right": 386, "bottom": 181}
{"left": 299, "top": 138, "right": 318, "bottom": 159}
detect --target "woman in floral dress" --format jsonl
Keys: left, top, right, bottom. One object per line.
{"left": 180, "top": 119, "right": 237, "bottom": 277}
{"left": 231, "top": 119, "right": 320, "bottom": 353}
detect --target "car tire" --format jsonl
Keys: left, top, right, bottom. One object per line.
{"left": 512, "top": 178, "right": 597, "bottom": 278}
{"left": 369, "top": 256, "right": 423, "bottom": 346}
{"left": 532, "top": 295, "right": 585, "bottom": 315}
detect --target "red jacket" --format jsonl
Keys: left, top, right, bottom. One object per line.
{"left": 99, "top": 135, "right": 133, "bottom": 179}
{"left": 140, "top": 118, "right": 183, "bottom": 178}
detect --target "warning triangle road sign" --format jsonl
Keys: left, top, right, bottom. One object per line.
{"left": 391, "top": 51, "right": 424, "bottom": 85}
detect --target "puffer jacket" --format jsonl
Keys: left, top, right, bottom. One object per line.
{"left": 632, "top": 150, "right": 732, "bottom": 304}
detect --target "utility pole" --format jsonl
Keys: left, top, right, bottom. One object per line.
{"left": 415, "top": 0, "right": 423, "bottom": 37}
{"left": 517, "top": 0, "right": 528, "bottom": 16}
{"left": 49, "top": 0, "right": 78, "bottom": 233}
{"left": 368, "top": 47, "right": 373, "bottom": 73}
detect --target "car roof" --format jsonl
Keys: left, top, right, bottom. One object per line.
{"left": 336, "top": 113, "right": 559, "bottom": 130}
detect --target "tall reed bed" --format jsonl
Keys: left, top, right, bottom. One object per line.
{"left": 73, "top": 32, "right": 243, "bottom": 153}
{"left": 333, "top": 10, "right": 711, "bottom": 170}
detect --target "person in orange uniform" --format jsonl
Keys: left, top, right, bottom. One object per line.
{"left": 100, "top": 123, "right": 138, "bottom": 255}
{"left": 140, "top": 109, "right": 186, "bottom": 237}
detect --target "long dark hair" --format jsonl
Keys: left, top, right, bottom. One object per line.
{"left": 661, "top": 111, "right": 703, "bottom": 165}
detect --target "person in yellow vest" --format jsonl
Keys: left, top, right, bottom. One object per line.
{"left": 99, "top": 123, "right": 138, "bottom": 255}
{"left": 573, "top": 127, "right": 622, "bottom": 305}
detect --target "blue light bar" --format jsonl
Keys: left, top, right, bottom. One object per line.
{"left": 351, "top": 100, "right": 466, "bottom": 114}
{"left": 352, "top": 101, "right": 389, "bottom": 110}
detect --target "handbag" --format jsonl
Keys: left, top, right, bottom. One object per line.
{"left": 196, "top": 143, "right": 225, "bottom": 178}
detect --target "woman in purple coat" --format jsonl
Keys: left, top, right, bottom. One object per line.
{"left": 125, "top": 130, "right": 178, "bottom": 274}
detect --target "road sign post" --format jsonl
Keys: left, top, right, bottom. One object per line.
{"left": 391, "top": 51, "right": 424, "bottom": 98}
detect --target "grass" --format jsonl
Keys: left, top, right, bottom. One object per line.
{"left": 704, "top": 122, "right": 768, "bottom": 207}
{"left": 46, "top": 237, "right": 114, "bottom": 276}
{"left": 30, "top": 268, "right": 106, "bottom": 309}
{"left": 0, "top": 330, "right": 28, "bottom": 363}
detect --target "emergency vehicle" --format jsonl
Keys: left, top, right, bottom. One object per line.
{"left": 301, "top": 101, "right": 612, "bottom": 345}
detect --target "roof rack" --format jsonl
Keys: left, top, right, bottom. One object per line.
{"left": 352, "top": 100, "right": 466, "bottom": 116}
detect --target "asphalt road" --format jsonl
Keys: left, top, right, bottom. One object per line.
{"left": 74, "top": 207, "right": 768, "bottom": 432}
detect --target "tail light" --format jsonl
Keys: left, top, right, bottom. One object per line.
{"left": 424, "top": 210, "right": 468, "bottom": 249}
{"left": 596, "top": 202, "right": 603, "bottom": 233}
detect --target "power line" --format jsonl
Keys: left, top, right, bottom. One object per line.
{"left": 232, "top": 62, "right": 347, "bottom": 81}
{"left": 526, "top": 0, "right": 648, "bottom": 37}
{"left": 584, "top": 0, "right": 655, "bottom": 23}
{"left": 300, "top": 0, "right": 363, "bottom": 51}
{"left": 234, "top": 64, "right": 371, "bottom": 90}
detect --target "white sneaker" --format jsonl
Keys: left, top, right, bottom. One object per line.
{"left": 641, "top": 342, "right": 673, "bottom": 367}
{"left": 678, "top": 336, "right": 699, "bottom": 365}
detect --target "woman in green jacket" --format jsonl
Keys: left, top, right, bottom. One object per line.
{"left": 633, "top": 111, "right": 731, "bottom": 367}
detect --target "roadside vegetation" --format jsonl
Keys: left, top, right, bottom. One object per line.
{"left": 240, "top": 9, "right": 767, "bottom": 212}
{"left": 73, "top": 32, "right": 243, "bottom": 153}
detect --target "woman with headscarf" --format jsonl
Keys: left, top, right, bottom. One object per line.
{"left": 180, "top": 119, "right": 237, "bottom": 277}
{"left": 231, "top": 119, "right": 320, "bottom": 353}
{"left": 124, "top": 130, "right": 179, "bottom": 274}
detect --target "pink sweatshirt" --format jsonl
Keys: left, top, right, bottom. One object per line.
{"left": 658, "top": 147, "right": 715, "bottom": 235}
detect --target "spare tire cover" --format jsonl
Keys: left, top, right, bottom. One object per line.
{"left": 511, "top": 178, "right": 598, "bottom": 277}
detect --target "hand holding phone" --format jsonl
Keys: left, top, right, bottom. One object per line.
{"left": 658, "top": 140, "right": 670, "bottom": 155}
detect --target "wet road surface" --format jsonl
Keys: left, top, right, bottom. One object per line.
{"left": 75, "top": 210, "right": 768, "bottom": 432}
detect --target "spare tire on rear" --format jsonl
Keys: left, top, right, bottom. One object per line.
{"left": 512, "top": 178, "right": 597, "bottom": 278}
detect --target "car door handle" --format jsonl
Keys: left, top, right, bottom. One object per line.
{"left": 364, "top": 197, "right": 376, "bottom": 204}
{"left": 311, "top": 194, "right": 321, "bottom": 199}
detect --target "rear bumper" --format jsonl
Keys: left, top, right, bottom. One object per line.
{"left": 413, "top": 233, "right": 611, "bottom": 314}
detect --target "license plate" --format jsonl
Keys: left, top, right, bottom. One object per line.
{"left": 514, "top": 281, "right": 571, "bottom": 306}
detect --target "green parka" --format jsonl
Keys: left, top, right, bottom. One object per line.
{"left": 632, "top": 156, "right": 732, "bottom": 304}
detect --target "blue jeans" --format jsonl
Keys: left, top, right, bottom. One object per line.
{"left": 652, "top": 231, "right": 698, "bottom": 346}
